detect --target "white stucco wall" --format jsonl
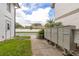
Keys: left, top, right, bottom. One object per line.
{"left": 0, "top": 3, "right": 15, "bottom": 41}
{"left": 55, "top": 3, "right": 79, "bottom": 29}
{"left": 0, "top": 10, "right": 6, "bottom": 41}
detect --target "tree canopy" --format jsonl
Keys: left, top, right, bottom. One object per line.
{"left": 45, "top": 19, "right": 63, "bottom": 28}
{"left": 15, "top": 22, "right": 24, "bottom": 29}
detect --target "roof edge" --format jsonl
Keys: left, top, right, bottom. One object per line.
{"left": 14, "top": 3, "right": 20, "bottom": 8}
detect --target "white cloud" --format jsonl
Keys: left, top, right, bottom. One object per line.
{"left": 16, "top": 9, "right": 31, "bottom": 26}
{"left": 16, "top": 7, "right": 51, "bottom": 26}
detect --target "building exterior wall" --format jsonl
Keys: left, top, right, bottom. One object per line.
{"left": 0, "top": 3, "right": 15, "bottom": 41}
{"left": 55, "top": 3, "right": 79, "bottom": 29}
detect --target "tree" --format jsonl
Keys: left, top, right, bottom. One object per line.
{"left": 54, "top": 22, "right": 63, "bottom": 26}
{"left": 45, "top": 19, "right": 55, "bottom": 28}
{"left": 45, "top": 19, "right": 63, "bottom": 28}
{"left": 15, "top": 22, "right": 24, "bottom": 29}
{"left": 31, "top": 23, "right": 42, "bottom": 29}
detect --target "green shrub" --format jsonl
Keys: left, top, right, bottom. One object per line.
{"left": 37, "top": 29, "right": 44, "bottom": 39}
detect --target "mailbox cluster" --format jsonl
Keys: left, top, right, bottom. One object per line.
{"left": 44, "top": 25, "right": 76, "bottom": 51}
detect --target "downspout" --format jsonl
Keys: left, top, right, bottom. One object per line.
{"left": 14, "top": 3, "right": 20, "bottom": 37}
{"left": 14, "top": 6, "right": 16, "bottom": 37}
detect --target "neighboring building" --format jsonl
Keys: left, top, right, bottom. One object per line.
{"left": 31, "top": 23, "right": 43, "bottom": 29}
{"left": 25, "top": 26, "right": 31, "bottom": 29}
{"left": 53, "top": 3, "right": 79, "bottom": 29}
{"left": 0, "top": 3, "right": 20, "bottom": 41}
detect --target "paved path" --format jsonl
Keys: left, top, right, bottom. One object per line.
{"left": 31, "top": 39, "right": 63, "bottom": 56}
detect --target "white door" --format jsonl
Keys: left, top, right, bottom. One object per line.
{"left": 5, "top": 20, "right": 11, "bottom": 39}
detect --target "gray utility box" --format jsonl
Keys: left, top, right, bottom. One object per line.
{"left": 51, "top": 27, "right": 58, "bottom": 44}
{"left": 74, "top": 29, "right": 79, "bottom": 44}
{"left": 63, "top": 26, "right": 76, "bottom": 51}
{"left": 58, "top": 27, "right": 64, "bottom": 48}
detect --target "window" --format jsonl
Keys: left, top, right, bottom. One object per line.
{"left": 7, "top": 23, "right": 10, "bottom": 30}
{"left": 7, "top": 3, "right": 11, "bottom": 12}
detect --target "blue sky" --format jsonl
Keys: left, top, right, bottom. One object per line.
{"left": 16, "top": 3, "right": 55, "bottom": 26}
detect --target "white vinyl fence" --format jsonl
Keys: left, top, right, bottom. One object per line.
{"left": 44, "top": 25, "right": 78, "bottom": 51}
{"left": 74, "top": 29, "right": 79, "bottom": 44}
{"left": 51, "top": 27, "right": 58, "bottom": 44}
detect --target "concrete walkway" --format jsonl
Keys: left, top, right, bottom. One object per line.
{"left": 31, "top": 39, "right": 63, "bottom": 56}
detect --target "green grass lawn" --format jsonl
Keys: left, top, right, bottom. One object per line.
{"left": 0, "top": 37, "right": 32, "bottom": 56}
{"left": 15, "top": 36, "right": 31, "bottom": 39}
{"left": 16, "top": 32, "right": 38, "bottom": 33}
